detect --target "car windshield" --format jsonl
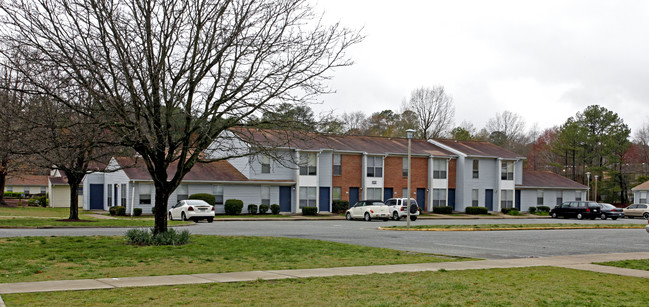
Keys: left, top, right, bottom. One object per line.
{"left": 185, "top": 200, "right": 209, "bottom": 206}
{"left": 369, "top": 201, "right": 385, "bottom": 206}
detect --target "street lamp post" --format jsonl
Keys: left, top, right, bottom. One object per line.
{"left": 594, "top": 175, "right": 598, "bottom": 202}
{"left": 586, "top": 172, "right": 591, "bottom": 201}
{"left": 406, "top": 129, "right": 415, "bottom": 229}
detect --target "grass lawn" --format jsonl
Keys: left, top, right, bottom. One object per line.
{"left": 0, "top": 235, "right": 470, "bottom": 283}
{"left": 383, "top": 223, "right": 644, "bottom": 231}
{"left": 0, "top": 206, "right": 191, "bottom": 227}
{"left": 4, "top": 266, "right": 649, "bottom": 306}
{"left": 596, "top": 259, "right": 649, "bottom": 271}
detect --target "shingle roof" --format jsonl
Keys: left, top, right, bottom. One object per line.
{"left": 113, "top": 157, "right": 249, "bottom": 182}
{"left": 231, "top": 128, "right": 455, "bottom": 157}
{"left": 519, "top": 171, "right": 588, "bottom": 189}
{"left": 632, "top": 180, "right": 649, "bottom": 191}
{"left": 6, "top": 174, "right": 48, "bottom": 186}
{"left": 433, "top": 139, "right": 525, "bottom": 159}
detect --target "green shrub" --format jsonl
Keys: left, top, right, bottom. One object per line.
{"left": 114, "top": 206, "right": 127, "bottom": 216}
{"left": 133, "top": 208, "right": 142, "bottom": 216}
{"left": 248, "top": 204, "right": 258, "bottom": 214}
{"left": 537, "top": 206, "right": 551, "bottom": 212}
{"left": 259, "top": 204, "right": 269, "bottom": 214}
{"left": 151, "top": 206, "right": 156, "bottom": 216}
{"left": 35, "top": 195, "right": 49, "bottom": 207}
{"left": 109, "top": 206, "right": 117, "bottom": 216}
{"left": 528, "top": 206, "right": 537, "bottom": 214}
{"left": 3, "top": 191, "right": 23, "bottom": 198}
{"left": 125, "top": 228, "right": 190, "bottom": 246}
{"left": 433, "top": 206, "right": 453, "bottom": 214}
{"left": 27, "top": 198, "right": 39, "bottom": 206}
{"left": 466, "top": 206, "right": 488, "bottom": 215}
{"left": 224, "top": 199, "right": 244, "bottom": 215}
{"left": 189, "top": 193, "right": 216, "bottom": 206}
{"left": 508, "top": 209, "right": 520, "bottom": 216}
{"left": 501, "top": 208, "right": 512, "bottom": 214}
{"left": 332, "top": 200, "right": 349, "bottom": 213}
{"left": 270, "top": 204, "right": 280, "bottom": 215}
{"left": 302, "top": 206, "right": 318, "bottom": 216}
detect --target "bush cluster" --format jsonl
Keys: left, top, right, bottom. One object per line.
{"left": 270, "top": 204, "right": 280, "bottom": 215}
{"left": 109, "top": 206, "right": 127, "bottom": 216}
{"left": 224, "top": 199, "right": 244, "bottom": 215}
{"left": 302, "top": 206, "right": 318, "bottom": 216}
{"left": 248, "top": 204, "right": 258, "bottom": 214}
{"left": 133, "top": 208, "right": 142, "bottom": 216}
{"left": 528, "top": 206, "right": 537, "bottom": 214}
{"left": 3, "top": 192, "right": 24, "bottom": 198}
{"left": 332, "top": 200, "right": 350, "bottom": 213}
{"left": 433, "top": 206, "right": 453, "bottom": 214}
{"left": 259, "top": 204, "right": 269, "bottom": 214}
{"left": 537, "top": 206, "right": 551, "bottom": 212}
{"left": 189, "top": 193, "right": 216, "bottom": 206}
{"left": 501, "top": 208, "right": 514, "bottom": 214}
{"left": 465, "top": 206, "right": 488, "bottom": 215}
{"left": 508, "top": 209, "right": 520, "bottom": 216}
{"left": 125, "top": 228, "right": 190, "bottom": 246}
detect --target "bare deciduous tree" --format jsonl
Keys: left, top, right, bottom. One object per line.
{"left": 485, "top": 111, "right": 526, "bottom": 150}
{"left": 1, "top": 0, "right": 362, "bottom": 233}
{"left": 635, "top": 123, "right": 649, "bottom": 168}
{"left": 404, "top": 86, "right": 454, "bottom": 139}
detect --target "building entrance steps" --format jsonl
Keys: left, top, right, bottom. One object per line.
{"left": 1, "top": 252, "right": 649, "bottom": 295}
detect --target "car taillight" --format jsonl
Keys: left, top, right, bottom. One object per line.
{"left": 211, "top": 206, "right": 214, "bottom": 211}
{"left": 400, "top": 207, "right": 405, "bottom": 211}
{"left": 370, "top": 210, "right": 374, "bottom": 213}
{"left": 188, "top": 206, "right": 194, "bottom": 211}
{"left": 586, "top": 208, "right": 590, "bottom": 212}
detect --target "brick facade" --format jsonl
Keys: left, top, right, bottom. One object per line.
{"left": 384, "top": 156, "right": 428, "bottom": 202}
{"left": 332, "top": 154, "right": 362, "bottom": 203}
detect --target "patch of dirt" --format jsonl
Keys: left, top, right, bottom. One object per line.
{"left": 55, "top": 219, "right": 98, "bottom": 222}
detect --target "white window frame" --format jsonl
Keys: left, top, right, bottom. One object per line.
{"left": 261, "top": 156, "right": 271, "bottom": 174}
{"left": 472, "top": 160, "right": 479, "bottom": 179}
{"left": 299, "top": 186, "right": 317, "bottom": 208}
{"left": 213, "top": 185, "right": 224, "bottom": 205}
{"left": 139, "top": 184, "right": 152, "bottom": 205}
{"left": 367, "top": 156, "right": 383, "bottom": 178}
{"left": 537, "top": 190, "right": 544, "bottom": 206}
{"left": 472, "top": 189, "right": 479, "bottom": 206}
{"left": 367, "top": 187, "right": 382, "bottom": 200}
{"left": 501, "top": 190, "right": 514, "bottom": 209}
{"left": 433, "top": 159, "right": 447, "bottom": 179}
{"left": 299, "top": 153, "right": 317, "bottom": 176}
{"left": 176, "top": 184, "right": 188, "bottom": 201}
{"left": 333, "top": 154, "right": 341, "bottom": 176}
{"left": 432, "top": 188, "right": 446, "bottom": 207}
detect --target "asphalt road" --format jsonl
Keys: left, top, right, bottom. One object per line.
{"left": 2, "top": 218, "right": 649, "bottom": 259}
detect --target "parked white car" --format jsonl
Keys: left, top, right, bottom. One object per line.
{"left": 385, "top": 198, "right": 420, "bottom": 221}
{"left": 168, "top": 199, "right": 215, "bottom": 223}
{"left": 345, "top": 200, "right": 390, "bottom": 221}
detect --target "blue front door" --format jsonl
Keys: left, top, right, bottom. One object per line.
{"left": 279, "top": 186, "right": 292, "bottom": 213}
{"left": 515, "top": 190, "right": 521, "bottom": 210}
{"left": 485, "top": 189, "right": 494, "bottom": 211}
{"left": 383, "top": 188, "right": 393, "bottom": 201}
{"left": 349, "top": 187, "right": 359, "bottom": 208}
{"left": 416, "top": 188, "right": 426, "bottom": 210}
{"left": 89, "top": 184, "right": 104, "bottom": 210}
{"left": 448, "top": 189, "right": 455, "bottom": 210}
{"left": 319, "top": 187, "right": 330, "bottom": 212}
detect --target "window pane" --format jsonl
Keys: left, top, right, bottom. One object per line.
{"left": 333, "top": 187, "right": 341, "bottom": 200}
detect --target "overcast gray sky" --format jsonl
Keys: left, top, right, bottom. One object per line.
{"left": 312, "top": 0, "right": 649, "bottom": 134}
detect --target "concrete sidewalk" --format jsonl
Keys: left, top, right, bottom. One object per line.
{"left": 1, "top": 252, "right": 649, "bottom": 297}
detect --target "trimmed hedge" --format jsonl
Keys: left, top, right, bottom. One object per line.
{"left": 189, "top": 193, "right": 216, "bottom": 206}
{"left": 3, "top": 192, "right": 24, "bottom": 198}
{"left": 332, "top": 200, "right": 349, "bottom": 213}
{"left": 133, "top": 208, "right": 142, "bottom": 216}
{"left": 302, "top": 206, "right": 318, "bottom": 216}
{"left": 270, "top": 204, "right": 280, "bottom": 215}
{"left": 465, "top": 206, "right": 488, "bottom": 215}
{"left": 248, "top": 204, "right": 258, "bottom": 215}
{"left": 109, "top": 206, "right": 127, "bottom": 216}
{"left": 224, "top": 199, "right": 244, "bottom": 215}
{"left": 433, "top": 206, "right": 453, "bottom": 214}
{"left": 259, "top": 204, "right": 269, "bottom": 214}
{"left": 537, "top": 206, "right": 551, "bottom": 212}
{"left": 528, "top": 206, "right": 537, "bottom": 214}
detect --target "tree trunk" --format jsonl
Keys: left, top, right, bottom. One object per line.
{"left": 67, "top": 179, "right": 81, "bottom": 220}
{"left": 153, "top": 186, "right": 170, "bottom": 235}
{"left": 0, "top": 158, "right": 8, "bottom": 206}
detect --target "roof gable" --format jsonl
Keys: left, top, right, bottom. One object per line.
{"left": 632, "top": 180, "right": 649, "bottom": 191}
{"left": 520, "top": 171, "right": 587, "bottom": 189}
{"left": 112, "top": 157, "right": 248, "bottom": 182}
{"left": 433, "top": 139, "right": 525, "bottom": 159}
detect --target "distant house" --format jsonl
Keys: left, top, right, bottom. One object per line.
{"left": 517, "top": 170, "right": 588, "bottom": 211}
{"left": 48, "top": 170, "right": 83, "bottom": 208}
{"left": 631, "top": 180, "right": 649, "bottom": 204}
{"left": 4, "top": 174, "right": 48, "bottom": 196}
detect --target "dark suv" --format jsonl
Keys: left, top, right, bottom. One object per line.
{"left": 550, "top": 201, "right": 601, "bottom": 220}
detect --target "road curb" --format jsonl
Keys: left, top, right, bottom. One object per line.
{"left": 379, "top": 226, "right": 644, "bottom": 231}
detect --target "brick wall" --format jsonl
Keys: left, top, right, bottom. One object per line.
{"left": 384, "top": 156, "right": 428, "bottom": 200}
{"left": 332, "top": 154, "right": 362, "bottom": 202}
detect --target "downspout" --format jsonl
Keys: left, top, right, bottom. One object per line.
{"left": 428, "top": 156, "right": 433, "bottom": 212}
{"left": 130, "top": 181, "right": 135, "bottom": 216}
{"left": 295, "top": 150, "right": 300, "bottom": 214}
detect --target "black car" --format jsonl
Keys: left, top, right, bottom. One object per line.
{"left": 598, "top": 203, "right": 624, "bottom": 220}
{"left": 550, "top": 201, "right": 601, "bottom": 220}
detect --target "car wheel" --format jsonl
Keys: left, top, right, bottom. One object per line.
{"left": 168, "top": 212, "right": 173, "bottom": 221}
{"left": 612, "top": 217, "right": 618, "bottom": 220}
{"left": 181, "top": 212, "right": 188, "bottom": 221}
{"left": 346, "top": 212, "right": 352, "bottom": 221}
{"left": 364, "top": 212, "right": 371, "bottom": 221}
{"left": 551, "top": 212, "right": 557, "bottom": 218}
{"left": 577, "top": 213, "right": 583, "bottom": 220}
{"left": 600, "top": 213, "right": 607, "bottom": 220}
{"left": 410, "top": 215, "right": 417, "bottom": 221}
{"left": 393, "top": 212, "right": 400, "bottom": 221}
{"left": 644, "top": 212, "right": 649, "bottom": 219}
{"left": 207, "top": 217, "right": 214, "bottom": 223}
